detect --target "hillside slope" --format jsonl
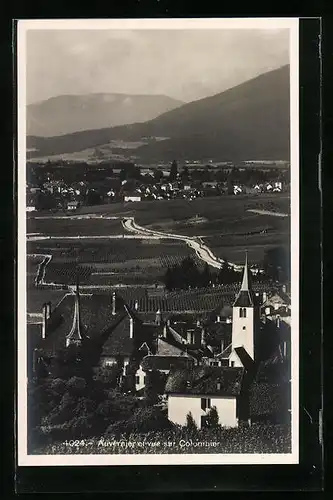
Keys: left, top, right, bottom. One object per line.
{"left": 27, "top": 93, "right": 183, "bottom": 137}
{"left": 27, "top": 65, "right": 290, "bottom": 161}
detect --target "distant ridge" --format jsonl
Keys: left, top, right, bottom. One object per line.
{"left": 27, "top": 65, "right": 290, "bottom": 162}
{"left": 27, "top": 93, "right": 184, "bottom": 137}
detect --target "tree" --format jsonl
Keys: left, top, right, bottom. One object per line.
{"left": 186, "top": 412, "right": 198, "bottom": 433}
{"left": 263, "top": 246, "right": 290, "bottom": 282}
{"left": 181, "top": 166, "right": 190, "bottom": 182}
{"left": 205, "top": 406, "right": 219, "bottom": 429}
{"left": 201, "top": 263, "right": 212, "bottom": 287}
{"left": 170, "top": 160, "right": 178, "bottom": 181}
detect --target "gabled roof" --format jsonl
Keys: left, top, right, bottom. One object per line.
{"left": 37, "top": 293, "right": 133, "bottom": 355}
{"left": 141, "top": 355, "right": 194, "bottom": 372}
{"left": 156, "top": 337, "right": 187, "bottom": 357}
{"left": 165, "top": 366, "right": 244, "bottom": 397}
{"left": 100, "top": 314, "right": 134, "bottom": 357}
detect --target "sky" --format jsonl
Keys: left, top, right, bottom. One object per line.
{"left": 26, "top": 28, "right": 289, "bottom": 105}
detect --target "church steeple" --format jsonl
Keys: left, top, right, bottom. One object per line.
{"left": 233, "top": 252, "right": 254, "bottom": 307}
{"left": 230, "top": 252, "right": 255, "bottom": 366}
{"left": 66, "top": 275, "right": 84, "bottom": 347}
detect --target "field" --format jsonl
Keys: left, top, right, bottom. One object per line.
{"left": 26, "top": 193, "right": 290, "bottom": 291}
{"left": 27, "top": 238, "right": 202, "bottom": 287}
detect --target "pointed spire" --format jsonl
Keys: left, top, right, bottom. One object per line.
{"left": 66, "top": 282, "right": 83, "bottom": 346}
{"left": 240, "top": 251, "right": 249, "bottom": 291}
{"left": 233, "top": 252, "right": 253, "bottom": 308}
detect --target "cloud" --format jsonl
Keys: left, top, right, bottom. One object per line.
{"left": 26, "top": 28, "right": 289, "bottom": 104}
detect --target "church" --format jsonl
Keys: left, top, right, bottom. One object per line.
{"left": 27, "top": 254, "right": 291, "bottom": 427}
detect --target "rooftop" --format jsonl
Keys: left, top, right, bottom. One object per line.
{"left": 165, "top": 365, "right": 244, "bottom": 397}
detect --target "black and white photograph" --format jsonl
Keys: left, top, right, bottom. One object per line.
{"left": 17, "top": 18, "right": 299, "bottom": 466}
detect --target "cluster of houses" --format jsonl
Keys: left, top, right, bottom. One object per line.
{"left": 26, "top": 170, "right": 285, "bottom": 212}
{"left": 27, "top": 257, "right": 292, "bottom": 429}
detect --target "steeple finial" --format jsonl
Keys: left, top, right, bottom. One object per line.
{"left": 240, "top": 251, "right": 249, "bottom": 291}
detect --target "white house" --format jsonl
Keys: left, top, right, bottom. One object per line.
{"left": 124, "top": 195, "right": 141, "bottom": 202}
{"left": 165, "top": 365, "right": 246, "bottom": 429}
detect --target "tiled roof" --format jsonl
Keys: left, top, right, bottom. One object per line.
{"left": 141, "top": 355, "right": 194, "bottom": 372}
{"left": 249, "top": 381, "right": 290, "bottom": 416}
{"left": 27, "top": 289, "right": 68, "bottom": 314}
{"left": 165, "top": 366, "right": 244, "bottom": 397}
{"left": 216, "top": 345, "right": 232, "bottom": 359}
{"left": 38, "top": 293, "right": 131, "bottom": 355}
{"left": 156, "top": 338, "right": 186, "bottom": 356}
{"left": 100, "top": 314, "right": 134, "bottom": 357}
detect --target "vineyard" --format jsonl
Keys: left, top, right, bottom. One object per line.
{"left": 27, "top": 216, "right": 126, "bottom": 237}
{"left": 31, "top": 424, "right": 291, "bottom": 455}
{"left": 27, "top": 238, "right": 205, "bottom": 288}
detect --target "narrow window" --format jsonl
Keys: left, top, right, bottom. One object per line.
{"left": 243, "top": 308, "right": 247, "bottom": 318}
{"left": 207, "top": 398, "right": 211, "bottom": 409}
{"left": 144, "top": 376, "right": 146, "bottom": 384}
{"left": 135, "top": 376, "right": 140, "bottom": 385}
{"left": 201, "top": 398, "right": 207, "bottom": 411}
{"left": 231, "top": 361, "right": 235, "bottom": 367}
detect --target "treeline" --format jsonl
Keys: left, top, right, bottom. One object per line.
{"left": 162, "top": 248, "right": 290, "bottom": 291}
{"left": 162, "top": 257, "right": 244, "bottom": 291}
{"left": 28, "top": 343, "right": 169, "bottom": 452}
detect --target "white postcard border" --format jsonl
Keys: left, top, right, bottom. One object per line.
{"left": 17, "top": 17, "right": 299, "bottom": 466}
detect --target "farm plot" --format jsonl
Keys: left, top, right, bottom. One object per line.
{"left": 27, "top": 216, "right": 126, "bottom": 237}
{"left": 27, "top": 238, "right": 200, "bottom": 287}
{"left": 203, "top": 214, "right": 290, "bottom": 265}
{"left": 26, "top": 254, "right": 46, "bottom": 288}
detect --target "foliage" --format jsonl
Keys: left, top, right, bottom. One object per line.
{"left": 170, "top": 160, "right": 178, "bottom": 181}
{"left": 105, "top": 407, "right": 172, "bottom": 436}
{"left": 143, "top": 370, "right": 167, "bottom": 405}
{"left": 205, "top": 406, "right": 220, "bottom": 429}
{"left": 185, "top": 412, "right": 198, "bottom": 434}
{"left": 32, "top": 424, "right": 292, "bottom": 455}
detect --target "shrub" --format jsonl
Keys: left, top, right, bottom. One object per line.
{"left": 185, "top": 412, "right": 198, "bottom": 434}
{"left": 66, "top": 376, "right": 87, "bottom": 394}
{"left": 205, "top": 406, "right": 220, "bottom": 429}
{"left": 105, "top": 407, "right": 172, "bottom": 436}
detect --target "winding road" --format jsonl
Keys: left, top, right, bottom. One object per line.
{"left": 122, "top": 217, "right": 243, "bottom": 271}
{"left": 27, "top": 215, "right": 247, "bottom": 289}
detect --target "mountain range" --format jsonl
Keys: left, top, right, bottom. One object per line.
{"left": 27, "top": 65, "right": 290, "bottom": 162}
{"left": 27, "top": 93, "right": 184, "bottom": 137}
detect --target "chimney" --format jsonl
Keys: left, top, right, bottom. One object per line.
{"left": 276, "top": 315, "right": 280, "bottom": 328}
{"left": 283, "top": 340, "right": 287, "bottom": 358}
{"left": 216, "top": 315, "right": 221, "bottom": 323}
{"left": 221, "top": 340, "right": 225, "bottom": 354}
{"left": 129, "top": 316, "right": 134, "bottom": 339}
{"left": 262, "top": 292, "right": 267, "bottom": 303}
{"left": 282, "top": 284, "right": 287, "bottom": 293}
{"left": 112, "top": 292, "right": 116, "bottom": 316}
{"left": 46, "top": 302, "right": 51, "bottom": 320}
{"left": 163, "top": 322, "right": 167, "bottom": 338}
{"left": 201, "top": 327, "right": 205, "bottom": 346}
{"left": 155, "top": 309, "right": 161, "bottom": 326}
{"left": 41, "top": 303, "right": 48, "bottom": 339}
{"left": 134, "top": 299, "right": 139, "bottom": 311}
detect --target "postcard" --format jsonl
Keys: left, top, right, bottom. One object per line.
{"left": 17, "top": 17, "right": 299, "bottom": 466}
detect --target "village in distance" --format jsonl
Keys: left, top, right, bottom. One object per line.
{"left": 26, "top": 155, "right": 292, "bottom": 456}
